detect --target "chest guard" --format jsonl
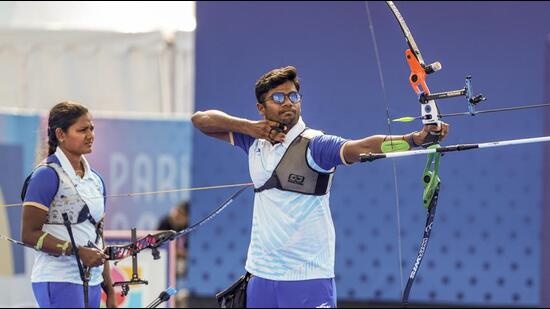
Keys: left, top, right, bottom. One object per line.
{"left": 21, "top": 163, "right": 99, "bottom": 227}
{"left": 254, "top": 129, "right": 334, "bottom": 196}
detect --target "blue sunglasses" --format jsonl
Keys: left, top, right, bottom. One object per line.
{"left": 267, "top": 91, "right": 302, "bottom": 104}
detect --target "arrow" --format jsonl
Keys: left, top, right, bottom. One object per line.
{"left": 360, "top": 135, "right": 550, "bottom": 162}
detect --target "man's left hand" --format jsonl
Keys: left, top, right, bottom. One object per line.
{"left": 416, "top": 121, "right": 450, "bottom": 146}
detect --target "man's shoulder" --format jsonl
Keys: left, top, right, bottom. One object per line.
{"left": 302, "top": 128, "right": 324, "bottom": 139}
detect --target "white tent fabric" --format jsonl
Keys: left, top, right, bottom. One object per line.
{"left": 0, "top": 29, "right": 194, "bottom": 115}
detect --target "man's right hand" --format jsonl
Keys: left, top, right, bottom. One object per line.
{"left": 78, "top": 246, "right": 108, "bottom": 268}
{"left": 249, "top": 120, "right": 287, "bottom": 143}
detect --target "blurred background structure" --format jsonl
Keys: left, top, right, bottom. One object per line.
{"left": 0, "top": 1, "right": 549, "bottom": 307}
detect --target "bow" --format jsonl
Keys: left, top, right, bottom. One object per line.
{"left": 365, "top": 1, "right": 484, "bottom": 305}
{"left": 383, "top": 2, "right": 448, "bottom": 303}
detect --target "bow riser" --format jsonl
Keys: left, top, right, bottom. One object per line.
{"left": 405, "top": 49, "right": 441, "bottom": 125}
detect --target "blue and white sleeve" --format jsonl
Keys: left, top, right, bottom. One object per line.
{"left": 23, "top": 166, "right": 58, "bottom": 212}
{"left": 308, "top": 134, "right": 349, "bottom": 172}
{"left": 229, "top": 132, "right": 256, "bottom": 155}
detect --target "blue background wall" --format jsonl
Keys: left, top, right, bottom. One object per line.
{"left": 190, "top": 2, "right": 550, "bottom": 306}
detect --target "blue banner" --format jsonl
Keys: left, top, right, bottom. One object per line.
{"left": 0, "top": 113, "right": 40, "bottom": 275}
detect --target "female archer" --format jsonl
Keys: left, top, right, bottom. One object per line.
{"left": 21, "top": 101, "right": 116, "bottom": 308}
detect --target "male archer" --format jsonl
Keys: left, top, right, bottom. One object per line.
{"left": 192, "top": 66, "right": 449, "bottom": 308}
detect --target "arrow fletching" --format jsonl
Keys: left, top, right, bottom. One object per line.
{"left": 392, "top": 116, "right": 418, "bottom": 122}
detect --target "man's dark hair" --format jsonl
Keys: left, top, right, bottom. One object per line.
{"left": 255, "top": 66, "right": 300, "bottom": 104}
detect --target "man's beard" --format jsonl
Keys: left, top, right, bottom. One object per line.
{"left": 278, "top": 111, "right": 299, "bottom": 127}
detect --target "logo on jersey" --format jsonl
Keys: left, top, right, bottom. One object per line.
{"left": 288, "top": 174, "right": 305, "bottom": 185}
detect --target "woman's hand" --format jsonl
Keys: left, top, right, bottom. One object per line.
{"left": 77, "top": 246, "right": 108, "bottom": 268}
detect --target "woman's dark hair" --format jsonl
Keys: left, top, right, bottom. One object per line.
{"left": 255, "top": 66, "right": 300, "bottom": 104}
{"left": 47, "top": 101, "right": 89, "bottom": 156}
